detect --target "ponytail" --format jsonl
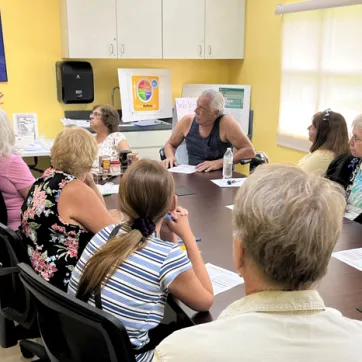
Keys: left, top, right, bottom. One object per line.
{"left": 76, "top": 159, "right": 175, "bottom": 302}
{"left": 76, "top": 228, "right": 145, "bottom": 302}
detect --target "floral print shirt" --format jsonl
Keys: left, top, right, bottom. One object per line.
{"left": 91, "top": 132, "right": 127, "bottom": 174}
{"left": 20, "top": 168, "right": 94, "bottom": 292}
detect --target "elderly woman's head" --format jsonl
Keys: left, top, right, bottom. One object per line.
{"left": 51, "top": 126, "right": 98, "bottom": 178}
{"left": 232, "top": 164, "right": 346, "bottom": 291}
{"left": 0, "top": 110, "right": 15, "bottom": 158}
{"left": 349, "top": 114, "right": 362, "bottom": 158}
{"left": 89, "top": 105, "right": 120, "bottom": 134}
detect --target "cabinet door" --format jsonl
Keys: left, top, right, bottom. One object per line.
{"left": 163, "top": 0, "right": 205, "bottom": 59}
{"left": 117, "top": 0, "right": 162, "bottom": 59}
{"left": 64, "top": 0, "right": 117, "bottom": 58}
{"left": 205, "top": 0, "right": 245, "bottom": 59}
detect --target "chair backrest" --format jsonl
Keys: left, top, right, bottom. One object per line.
{"left": 0, "top": 223, "right": 35, "bottom": 327}
{"left": 0, "top": 190, "right": 8, "bottom": 226}
{"left": 18, "top": 263, "right": 136, "bottom": 362}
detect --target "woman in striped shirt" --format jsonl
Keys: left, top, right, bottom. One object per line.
{"left": 68, "top": 159, "right": 213, "bottom": 362}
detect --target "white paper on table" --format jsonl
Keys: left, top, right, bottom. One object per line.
{"left": 205, "top": 263, "right": 244, "bottom": 296}
{"left": 344, "top": 204, "right": 362, "bottom": 221}
{"left": 97, "top": 184, "right": 119, "bottom": 196}
{"left": 60, "top": 118, "right": 90, "bottom": 128}
{"left": 332, "top": 248, "right": 362, "bottom": 271}
{"left": 226, "top": 205, "right": 234, "bottom": 210}
{"left": 211, "top": 178, "right": 247, "bottom": 188}
{"left": 168, "top": 165, "right": 196, "bottom": 174}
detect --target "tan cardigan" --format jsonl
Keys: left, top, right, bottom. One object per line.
{"left": 298, "top": 150, "right": 335, "bottom": 176}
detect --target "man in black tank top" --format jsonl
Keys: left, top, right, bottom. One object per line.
{"left": 162, "top": 89, "right": 255, "bottom": 172}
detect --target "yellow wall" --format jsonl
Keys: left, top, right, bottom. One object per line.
{"left": 234, "top": 0, "right": 306, "bottom": 163}
{"left": 0, "top": 0, "right": 233, "bottom": 138}
{"left": 1, "top": 0, "right": 306, "bottom": 165}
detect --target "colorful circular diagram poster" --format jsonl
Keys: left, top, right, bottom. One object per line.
{"left": 132, "top": 75, "right": 160, "bottom": 112}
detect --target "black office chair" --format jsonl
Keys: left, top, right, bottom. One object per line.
{"left": 18, "top": 262, "right": 136, "bottom": 362}
{"left": 159, "top": 148, "right": 268, "bottom": 174}
{"left": 0, "top": 190, "right": 8, "bottom": 226}
{"left": 0, "top": 223, "right": 47, "bottom": 360}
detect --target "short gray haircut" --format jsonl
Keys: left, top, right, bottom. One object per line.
{"left": 201, "top": 89, "right": 225, "bottom": 114}
{"left": 0, "top": 110, "right": 15, "bottom": 157}
{"left": 352, "top": 114, "right": 362, "bottom": 130}
{"left": 232, "top": 164, "right": 346, "bottom": 290}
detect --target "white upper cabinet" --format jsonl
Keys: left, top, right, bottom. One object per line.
{"left": 60, "top": 0, "right": 118, "bottom": 59}
{"left": 60, "top": 0, "right": 245, "bottom": 59}
{"left": 117, "top": 0, "right": 162, "bottom": 59}
{"left": 205, "top": 0, "right": 245, "bottom": 59}
{"left": 162, "top": 0, "right": 205, "bottom": 59}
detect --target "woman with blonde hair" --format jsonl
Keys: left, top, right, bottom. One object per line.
{"left": 0, "top": 110, "right": 35, "bottom": 230}
{"left": 68, "top": 160, "right": 213, "bottom": 361}
{"left": 20, "top": 126, "right": 119, "bottom": 291}
{"left": 298, "top": 109, "right": 349, "bottom": 175}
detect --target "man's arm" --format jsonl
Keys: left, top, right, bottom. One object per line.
{"left": 163, "top": 115, "right": 193, "bottom": 168}
{"left": 224, "top": 116, "right": 256, "bottom": 163}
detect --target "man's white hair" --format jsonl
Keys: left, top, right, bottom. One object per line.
{"left": 0, "top": 110, "right": 15, "bottom": 157}
{"left": 201, "top": 89, "right": 225, "bottom": 114}
{"left": 352, "top": 114, "right": 362, "bottom": 130}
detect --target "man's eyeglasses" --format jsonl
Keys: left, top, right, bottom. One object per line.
{"left": 350, "top": 134, "right": 362, "bottom": 143}
{"left": 90, "top": 111, "right": 102, "bottom": 118}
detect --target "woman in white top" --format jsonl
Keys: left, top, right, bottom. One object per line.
{"left": 298, "top": 109, "right": 349, "bottom": 176}
{"left": 90, "top": 105, "right": 131, "bottom": 173}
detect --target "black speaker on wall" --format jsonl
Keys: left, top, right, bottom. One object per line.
{"left": 56, "top": 61, "right": 94, "bottom": 104}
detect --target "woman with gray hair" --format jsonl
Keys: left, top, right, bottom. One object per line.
{"left": 162, "top": 89, "right": 255, "bottom": 172}
{"left": 326, "top": 113, "right": 362, "bottom": 222}
{"left": 154, "top": 164, "right": 362, "bottom": 362}
{"left": 0, "top": 109, "right": 35, "bottom": 230}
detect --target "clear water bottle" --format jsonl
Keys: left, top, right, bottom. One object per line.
{"left": 223, "top": 148, "right": 233, "bottom": 179}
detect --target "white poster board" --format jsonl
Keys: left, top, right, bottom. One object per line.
{"left": 182, "top": 84, "right": 251, "bottom": 135}
{"left": 118, "top": 68, "right": 172, "bottom": 122}
{"left": 13, "top": 113, "right": 38, "bottom": 140}
{"left": 174, "top": 97, "right": 197, "bottom": 122}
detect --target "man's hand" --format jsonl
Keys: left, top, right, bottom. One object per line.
{"left": 162, "top": 157, "right": 177, "bottom": 169}
{"left": 196, "top": 159, "right": 223, "bottom": 173}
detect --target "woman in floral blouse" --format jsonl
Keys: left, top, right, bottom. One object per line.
{"left": 90, "top": 105, "right": 131, "bottom": 174}
{"left": 20, "top": 126, "right": 120, "bottom": 291}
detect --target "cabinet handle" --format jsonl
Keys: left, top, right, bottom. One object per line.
{"left": 208, "top": 45, "right": 212, "bottom": 55}
{"left": 121, "top": 44, "right": 125, "bottom": 55}
{"left": 110, "top": 43, "right": 114, "bottom": 56}
{"left": 199, "top": 44, "right": 202, "bottom": 56}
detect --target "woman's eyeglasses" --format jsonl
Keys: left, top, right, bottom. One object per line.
{"left": 90, "top": 111, "right": 102, "bottom": 118}
{"left": 350, "top": 134, "right": 362, "bottom": 144}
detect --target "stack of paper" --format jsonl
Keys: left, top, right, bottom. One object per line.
{"left": 61, "top": 118, "right": 90, "bottom": 128}
{"left": 133, "top": 120, "right": 161, "bottom": 127}
{"left": 168, "top": 165, "right": 196, "bottom": 174}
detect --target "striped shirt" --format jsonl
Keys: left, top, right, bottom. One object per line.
{"left": 68, "top": 224, "right": 192, "bottom": 362}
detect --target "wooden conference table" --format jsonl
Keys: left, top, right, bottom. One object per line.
{"left": 104, "top": 171, "right": 362, "bottom": 325}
